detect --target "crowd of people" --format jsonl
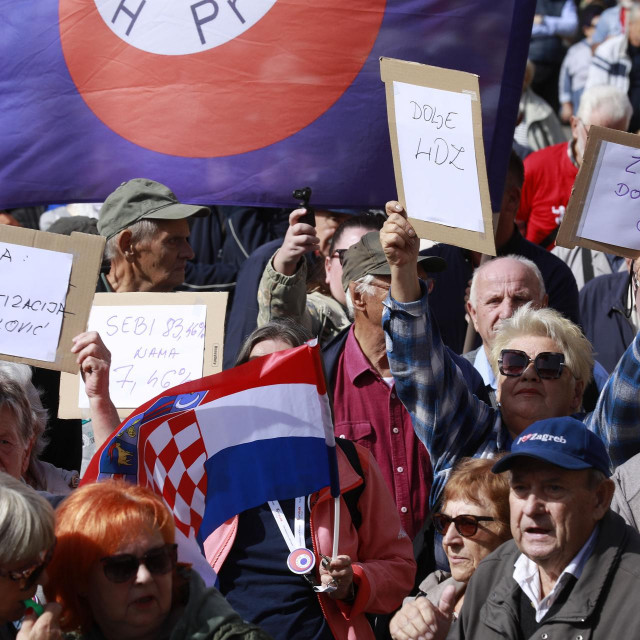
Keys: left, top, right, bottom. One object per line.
{"left": 4, "top": 1, "right": 640, "bottom": 638}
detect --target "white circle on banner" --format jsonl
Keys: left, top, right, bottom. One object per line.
{"left": 93, "top": 0, "right": 278, "bottom": 55}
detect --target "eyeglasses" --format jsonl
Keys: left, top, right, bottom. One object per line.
{"left": 331, "top": 248, "right": 347, "bottom": 265}
{"left": 0, "top": 542, "right": 56, "bottom": 591}
{"left": 498, "top": 349, "right": 566, "bottom": 379}
{"left": 100, "top": 543, "right": 177, "bottom": 584}
{"left": 433, "top": 513, "right": 497, "bottom": 538}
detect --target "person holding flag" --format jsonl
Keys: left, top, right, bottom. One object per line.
{"left": 82, "top": 318, "right": 415, "bottom": 640}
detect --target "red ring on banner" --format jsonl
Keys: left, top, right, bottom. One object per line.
{"left": 59, "top": 0, "right": 385, "bottom": 158}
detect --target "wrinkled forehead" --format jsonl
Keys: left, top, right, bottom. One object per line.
{"left": 478, "top": 263, "right": 541, "bottom": 298}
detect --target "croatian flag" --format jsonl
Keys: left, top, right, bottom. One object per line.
{"left": 82, "top": 341, "right": 338, "bottom": 553}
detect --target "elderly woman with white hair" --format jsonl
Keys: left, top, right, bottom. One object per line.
{"left": 0, "top": 332, "right": 119, "bottom": 495}
{"left": 0, "top": 471, "right": 62, "bottom": 639}
{"left": 0, "top": 362, "right": 77, "bottom": 494}
{"left": 380, "top": 202, "right": 640, "bottom": 512}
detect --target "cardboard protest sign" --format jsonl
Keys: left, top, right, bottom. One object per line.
{"left": 59, "top": 292, "right": 227, "bottom": 418}
{"left": 0, "top": 226, "right": 104, "bottom": 373}
{"left": 380, "top": 57, "right": 496, "bottom": 255}
{"left": 557, "top": 126, "right": 640, "bottom": 258}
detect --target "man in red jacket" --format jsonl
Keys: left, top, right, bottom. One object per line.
{"left": 517, "top": 85, "right": 631, "bottom": 249}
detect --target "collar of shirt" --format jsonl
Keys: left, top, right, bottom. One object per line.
{"left": 342, "top": 325, "right": 387, "bottom": 385}
{"left": 473, "top": 346, "right": 497, "bottom": 390}
{"left": 512, "top": 524, "right": 599, "bottom": 622}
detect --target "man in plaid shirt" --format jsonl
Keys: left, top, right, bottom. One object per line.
{"left": 380, "top": 201, "right": 640, "bottom": 510}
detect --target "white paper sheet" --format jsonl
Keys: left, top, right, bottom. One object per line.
{"left": 580, "top": 140, "right": 640, "bottom": 250}
{"left": 0, "top": 243, "right": 73, "bottom": 362}
{"left": 393, "top": 81, "right": 484, "bottom": 233}
{"left": 79, "top": 304, "right": 207, "bottom": 408}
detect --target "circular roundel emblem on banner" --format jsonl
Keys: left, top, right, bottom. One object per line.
{"left": 59, "top": 0, "right": 386, "bottom": 158}
{"left": 286, "top": 547, "right": 316, "bottom": 575}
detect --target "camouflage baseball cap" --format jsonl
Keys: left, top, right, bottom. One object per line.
{"left": 97, "top": 178, "right": 210, "bottom": 240}
{"left": 341, "top": 231, "right": 446, "bottom": 291}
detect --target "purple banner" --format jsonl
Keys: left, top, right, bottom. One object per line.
{"left": 1, "top": 0, "right": 534, "bottom": 210}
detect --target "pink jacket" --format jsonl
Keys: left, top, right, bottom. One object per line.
{"left": 204, "top": 443, "right": 417, "bottom": 639}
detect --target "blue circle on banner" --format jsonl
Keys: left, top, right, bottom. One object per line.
{"left": 287, "top": 548, "right": 316, "bottom": 574}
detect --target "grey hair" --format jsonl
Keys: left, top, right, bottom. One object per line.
{"left": 468, "top": 255, "right": 546, "bottom": 309}
{"left": 490, "top": 302, "right": 594, "bottom": 386}
{"left": 345, "top": 275, "right": 377, "bottom": 320}
{"left": 103, "top": 219, "right": 160, "bottom": 260}
{"left": 577, "top": 85, "right": 633, "bottom": 128}
{"left": 0, "top": 471, "right": 55, "bottom": 565}
{"left": 0, "top": 362, "right": 48, "bottom": 457}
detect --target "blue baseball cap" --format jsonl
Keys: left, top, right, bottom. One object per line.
{"left": 492, "top": 416, "right": 612, "bottom": 477}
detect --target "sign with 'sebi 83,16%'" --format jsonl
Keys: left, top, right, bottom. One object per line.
{"left": 59, "top": 291, "right": 228, "bottom": 419}
{"left": 80, "top": 304, "right": 207, "bottom": 408}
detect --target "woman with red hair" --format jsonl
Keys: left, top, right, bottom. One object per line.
{"left": 44, "top": 480, "right": 271, "bottom": 640}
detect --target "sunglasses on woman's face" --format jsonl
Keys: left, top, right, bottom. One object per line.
{"left": 0, "top": 542, "right": 56, "bottom": 591}
{"left": 432, "top": 513, "right": 497, "bottom": 538}
{"left": 100, "top": 543, "right": 177, "bottom": 584}
{"left": 498, "top": 349, "right": 566, "bottom": 379}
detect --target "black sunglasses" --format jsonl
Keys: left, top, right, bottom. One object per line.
{"left": 0, "top": 541, "right": 56, "bottom": 591}
{"left": 433, "top": 513, "right": 496, "bottom": 538}
{"left": 331, "top": 248, "right": 347, "bottom": 265}
{"left": 498, "top": 349, "right": 566, "bottom": 379}
{"left": 100, "top": 543, "right": 177, "bottom": 584}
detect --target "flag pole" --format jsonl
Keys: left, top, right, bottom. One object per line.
{"left": 312, "top": 340, "right": 341, "bottom": 558}
{"left": 332, "top": 497, "right": 340, "bottom": 558}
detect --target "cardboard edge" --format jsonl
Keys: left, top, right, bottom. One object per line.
{"left": 380, "top": 57, "right": 496, "bottom": 256}
{"left": 557, "top": 126, "right": 640, "bottom": 255}
{"left": 0, "top": 228, "right": 105, "bottom": 373}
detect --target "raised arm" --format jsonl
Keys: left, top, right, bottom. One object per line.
{"left": 380, "top": 202, "right": 496, "bottom": 507}
{"left": 585, "top": 331, "right": 640, "bottom": 468}
{"left": 257, "top": 208, "right": 317, "bottom": 330}
{"left": 71, "top": 331, "right": 120, "bottom": 448}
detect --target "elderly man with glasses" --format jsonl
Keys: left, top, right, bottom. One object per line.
{"left": 413, "top": 417, "right": 640, "bottom": 640}
{"left": 380, "top": 202, "right": 640, "bottom": 514}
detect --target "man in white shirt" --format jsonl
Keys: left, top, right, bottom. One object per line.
{"left": 464, "top": 256, "right": 547, "bottom": 407}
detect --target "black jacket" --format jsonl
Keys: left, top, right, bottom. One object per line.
{"left": 580, "top": 271, "right": 635, "bottom": 374}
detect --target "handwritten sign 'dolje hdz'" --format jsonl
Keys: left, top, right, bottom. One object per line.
{"left": 0, "top": 242, "right": 72, "bottom": 361}
{"left": 393, "top": 82, "right": 484, "bottom": 233}
{"left": 381, "top": 58, "right": 495, "bottom": 255}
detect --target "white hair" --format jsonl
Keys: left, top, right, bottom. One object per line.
{"left": 103, "top": 219, "right": 160, "bottom": 261}
{"left": 577, "top": 85, "right": 633, "bottom": 128}
{"left": 345, "top": 274, "right": 376, "bottom": 320}
{"left": 468, "top": 255, "right": 546, "bottom": 309}
{"left": 0, "top": 361, "right": 48, "bottom": 456}
{"left": 0, "top": 471, "right": 55, "bottom": 565}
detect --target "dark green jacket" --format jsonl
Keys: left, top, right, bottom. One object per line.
{"left": 66, "top": 569, "right": 272, "bottom": 640}
{"left": 450, "top": 511, "right": 640, "bottom": 639}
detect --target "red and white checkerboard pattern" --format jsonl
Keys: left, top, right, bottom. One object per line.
{"left": 141, "top": 410, "right": 208, "bottom": 538}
